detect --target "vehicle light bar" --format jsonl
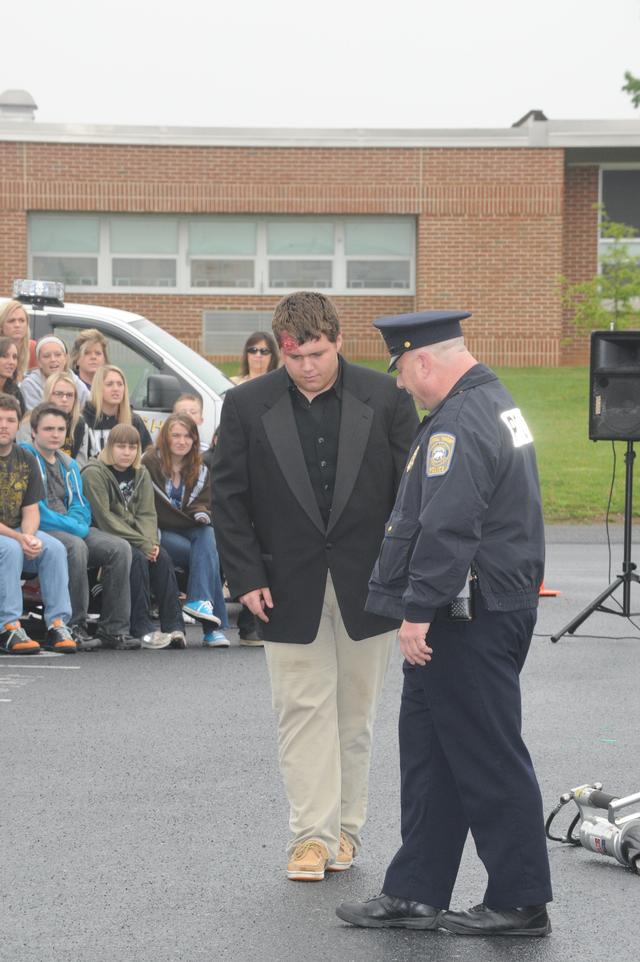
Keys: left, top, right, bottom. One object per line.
{"left": 12, "top": 278, "right": 65, "bottom": 308}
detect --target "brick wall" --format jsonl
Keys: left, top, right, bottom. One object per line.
{"left": 0, "top": 140, "right": 582, "bottom": 365}
{"left": 561, "top": 166, "right": 600, "bottom": 365}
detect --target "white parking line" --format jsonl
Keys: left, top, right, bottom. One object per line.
{"left": 0, "top": 663, "right": 81, "bottom": 669}
{"left": 0, "top": 660, "right": 81, "bottom": 706}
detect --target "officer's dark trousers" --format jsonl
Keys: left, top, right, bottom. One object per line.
{"left": 383, "top": 602, "right": 553, "bottom": 910}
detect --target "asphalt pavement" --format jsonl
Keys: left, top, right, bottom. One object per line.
{"left": 2, "top": 525, "right": 640, "bottom": 962}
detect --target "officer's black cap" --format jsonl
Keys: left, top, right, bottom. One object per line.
{"left": 374, "top": 310, "right": 472, "bottom": 372}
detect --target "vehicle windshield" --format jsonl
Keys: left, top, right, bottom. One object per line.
{"left": 130, "top": 316, "right": 233, "bottom": 395}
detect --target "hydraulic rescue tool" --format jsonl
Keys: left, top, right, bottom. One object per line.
{"left": 546, "top": 783, "right": 640, "bottom": 873}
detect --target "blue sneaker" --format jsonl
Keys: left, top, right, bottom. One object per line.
{"left": 203, "top": 630, "right": 230, "bottom": 648}
{"left": 183, "top": 600, "right": 221, "bottom": 626}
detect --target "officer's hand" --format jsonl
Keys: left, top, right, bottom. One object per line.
{"left": 398, "top": 620, "right": 432, "bottom": 666}
{"left": 239, "top": 587, "right": 274, "bottom": 623}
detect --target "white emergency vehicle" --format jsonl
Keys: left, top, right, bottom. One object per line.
{"left": 4, "top": 280, "right": 234, "bottom": 440}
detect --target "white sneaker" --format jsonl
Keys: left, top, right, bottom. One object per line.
{"left": 169, "top": 631, "right": 187, "bottom": 649}
{"left": 142, "top": 631, "right": 173, "bottom": 649}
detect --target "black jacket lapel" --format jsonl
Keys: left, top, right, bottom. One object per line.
{"left": 262, "top": 389, "right": 326, "bottom": 534}
{"left": 327, "top": 376, "right": 373, "bottom": 535}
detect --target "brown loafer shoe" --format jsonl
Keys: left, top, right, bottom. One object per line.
{"left": 287, "top": 839, "right": 330, "bottom": 881}
{"left": 326, "top": 831, "right": 355, "bottom": 872}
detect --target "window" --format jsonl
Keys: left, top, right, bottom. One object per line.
{"left": 189, "top": 217, "right": 256, "bottom": 288}
{"left": 32, "top": 256, "right": 98, "bottom": 286}
{"left": 345, "top": 218, "right": 413, "bottom": 290}
{"left": 600, "top": 168, "right": 640, "bottom": 264}
{"left": 265, "top": 218, "right": 333, "bottom": 288}
{"left": 110, "top": 217, "right": 178, "bottom": 288}
{"left": 602, "top": 170, "right": 640, "bottom": 234}
{"left": 28, "top": 214, "right": 415, "bottom": 295}
{"left": 30, "top": 214, "right": 99, "bottom": 286}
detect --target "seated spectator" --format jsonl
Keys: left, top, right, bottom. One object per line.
{"left": 0, "top": 337, "right": 25, "bottom": 418}
{"left": 142, "top": 414, "right": 228, "bottom": 647}
{"left": 173, "top": 393, "right": 208, "bottom": 451}
{"left": 20, "top": 336, "right": 90, "bottom": 411}
{"left": 20, "top": 402, "right": 137, "bottom": 651}
{"left": 74, "top": 364, "right": 152, "bottom": 466}
{"left": 70, "top": 329, "right": 109, "bottom": 392}
{"left": 42, "top": 372, "right": 83, "bottom": 457}
{"left": 0, "top": 393, "right": 75, "bottom": 655}
{"left": 229, "top": 331, "right": 279, "bottom": 385}
{"left": 0, "top": 299, "right": 35, "bottom": 381}
{"left": 81, "top": 423, "right": 188, "bottom": 649}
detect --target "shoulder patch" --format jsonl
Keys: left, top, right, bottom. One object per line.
{"left": 426, "top": 432, "right": 456, "bottom": 477}
{"left": 500, "top": 408, "right": 533, "bottom": 447}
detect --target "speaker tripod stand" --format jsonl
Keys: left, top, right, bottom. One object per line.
{"left": 551, "top": 441, "right": 640, "bottom": 642}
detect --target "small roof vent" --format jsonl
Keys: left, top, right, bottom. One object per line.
{"left": 0, "top": 89, "right": 38, "bottom": 121}
{"left": 512, "top": 109, "right": 548, "bottom": 128}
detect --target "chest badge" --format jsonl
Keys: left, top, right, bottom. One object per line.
{"left": 426, "top": 433, "right": 456, "bottom": 477}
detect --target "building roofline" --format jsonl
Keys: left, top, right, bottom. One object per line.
{"left": 0, "top": 117, "right": 639, "bottom": 149}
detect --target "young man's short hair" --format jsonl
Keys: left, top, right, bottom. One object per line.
{"left": 29, "top": 402, "right": 70, "bottom": 433}
{"left": 272, "top": 291, "right": 341, "bottom": 347}
{"left": 0, "top": 392, "right": 22, "bottom": 420}
{"left": 174, "top": 393, "right": 203, "bottom": 414}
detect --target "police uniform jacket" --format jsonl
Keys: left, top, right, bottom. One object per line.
{"left": 211, "top": 361, "right": 418, "bottom": 643}
{"left": 366, "top": 364, "right": 544, "bottom": 623}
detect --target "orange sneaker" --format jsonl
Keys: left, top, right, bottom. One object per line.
{"left": 287, "top": 839, "right": 330, "bottom": 881}
{"left": 43, "top": 619, "right": 76, "bottom": 653}
{"left": 326, "top": 832, "right": 355, "bottom": 872}
{"left": 0, "top": 622, "right": 40, "bottom": 655}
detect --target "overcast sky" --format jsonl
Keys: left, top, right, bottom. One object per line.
{"left": 3, "top": 0, "right": 640, "bottom": 129}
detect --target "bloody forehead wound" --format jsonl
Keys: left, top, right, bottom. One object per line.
{"left": 278, "top": 333, "right": 301, "bottom": 355}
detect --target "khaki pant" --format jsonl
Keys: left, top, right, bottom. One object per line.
{"left": 264, "top": 574, "right": 394, "bottom": 859}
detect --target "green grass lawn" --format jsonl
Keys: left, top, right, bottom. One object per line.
{"left": 218, "top": 358, "right": 629, "bottom": 523}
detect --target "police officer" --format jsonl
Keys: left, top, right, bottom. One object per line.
{"left": 336, "top": 311, "right": 553, "bottom": 937}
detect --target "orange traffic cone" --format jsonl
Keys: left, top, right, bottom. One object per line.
{"left": 539, "top": 580, "right": 560, "bottom": 597}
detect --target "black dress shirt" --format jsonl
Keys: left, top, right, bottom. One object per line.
{"left": 289, "top": 360, "right": 343, "bottom": 527}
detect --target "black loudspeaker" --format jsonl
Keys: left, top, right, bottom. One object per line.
{"left": 590, "top": 330, "right": 640, "bottom": 441}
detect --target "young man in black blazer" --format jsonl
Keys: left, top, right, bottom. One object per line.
{"left": 212, "top": 292, "right": 418, "bottom": 881}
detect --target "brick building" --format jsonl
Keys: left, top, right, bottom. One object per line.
{"left": 1, "top": 91, "right": 639, "bottom": 365}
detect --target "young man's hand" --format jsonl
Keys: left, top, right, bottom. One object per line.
{"left": 19, "top": 533, "right": 43, "bottom": 559}
{"left": 239, "top": 587, "right": 274, "bottom": 623}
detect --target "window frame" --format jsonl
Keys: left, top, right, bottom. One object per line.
{"left": 28, "top": 213, "right": 416, "bottom": 297}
